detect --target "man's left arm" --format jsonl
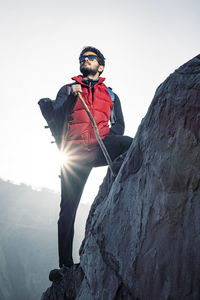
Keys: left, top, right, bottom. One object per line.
{"left": 109, "top": 93, "right": 125, "bottom": 135}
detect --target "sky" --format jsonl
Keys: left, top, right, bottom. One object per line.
{"left": 1, "top": 0, "right": 200, "bottom": 204}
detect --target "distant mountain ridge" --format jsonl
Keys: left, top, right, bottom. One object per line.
{"left": 0, "top": 179, "right": 89, "bottom": 300}
{"left": 0, "top": 179, "right": 59, "bottom": 300}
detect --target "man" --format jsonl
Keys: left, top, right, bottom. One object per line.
{"left": 38, "top": 46, "right": 133, "bottom": 273}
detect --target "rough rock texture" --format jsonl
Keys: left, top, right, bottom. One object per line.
{"left": 41, "top": 54, "right": 200, "bottom": 299}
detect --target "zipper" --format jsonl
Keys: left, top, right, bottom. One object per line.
{"left": 88, "top": 82, "right": 94, "bottom": 145}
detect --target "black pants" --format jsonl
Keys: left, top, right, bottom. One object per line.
{"left": 58, "top": 135, "right": 133, "bottom": 267}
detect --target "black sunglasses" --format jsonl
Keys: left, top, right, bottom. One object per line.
{"left": 79, "top": 55, "right": 98, "bottom": 63}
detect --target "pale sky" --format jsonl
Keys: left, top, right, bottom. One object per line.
{"left": 1, "top": 0, "right": 200, "bottom": 203}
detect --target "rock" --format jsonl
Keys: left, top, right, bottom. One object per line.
{"left": 41, "top": 264, "right": 83, "bottom": 300}
{"left": 41, "top": 54, "right": 200, "bottom": 299}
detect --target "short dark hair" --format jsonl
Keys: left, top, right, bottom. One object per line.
{"left": 79, "top": 46, "right": 106, "bottom": 66}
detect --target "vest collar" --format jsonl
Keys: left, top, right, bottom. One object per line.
{"left": 72, "top": 75, "right": 105, "bottom": 86}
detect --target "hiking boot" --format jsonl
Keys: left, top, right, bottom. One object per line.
{"left": 111, "top": 151, "right": 128, "bottom": 175}
{"left": 49, "top": 265, "right": 71, "bottom": 282}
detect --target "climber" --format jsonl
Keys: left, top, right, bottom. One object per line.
{"left": 38, "top": 46, "right": 133, "bottom": 276}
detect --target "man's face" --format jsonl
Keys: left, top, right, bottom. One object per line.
{"left": 80, "top": 51, "right": 104, "bottom": 77}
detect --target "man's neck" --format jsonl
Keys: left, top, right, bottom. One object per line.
{"left": 85, "top": 74, "right": 99, "bottom": 80}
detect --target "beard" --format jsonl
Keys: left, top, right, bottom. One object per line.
{"left": 80, "top": 63, "right": 99, "bottom": 77}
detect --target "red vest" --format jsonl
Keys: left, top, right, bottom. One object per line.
{"left": 64, "top": 76, "right": 113, "bottom": 151}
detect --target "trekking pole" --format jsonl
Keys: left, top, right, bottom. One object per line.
{"left": 77, "top": 92, "right": 115, "bottom": 177}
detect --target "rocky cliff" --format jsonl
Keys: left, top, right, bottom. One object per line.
{"left": 41, "top": 54, "right": 200, "bottom": 300}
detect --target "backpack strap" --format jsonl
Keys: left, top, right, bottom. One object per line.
{"left": 65, "top": 83, "right": 78, "bottom": 119}
{"left": 107, "top": 87, "right": 116, "bottom": 125}
{"left": 66, "top": 85, "right": 72, "bottom": 96}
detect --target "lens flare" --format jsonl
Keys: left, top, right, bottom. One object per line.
{"left": 58, "top": 143, "right": 92, "bottom": 182}
{"left": 58, "top": 151, "right": 68, "bottom": 166}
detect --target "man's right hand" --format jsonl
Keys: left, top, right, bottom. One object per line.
{"left": 72, "top": 84, "right": 82, "bottom": 96}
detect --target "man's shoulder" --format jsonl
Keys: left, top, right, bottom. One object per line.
{"left": 102, "top": 84, "right": 120, "bottom": 103}
{"left": 55, "top": 82, "right": 78, "bottom": 109}
{"left": 56, "top": 82, "right": 75, "bottom": 97}
{"left": 57, "top": 81, "right": 76, "bottom": 95}
{"left": 106, "top": 86, "right": 116, "bottom": 103}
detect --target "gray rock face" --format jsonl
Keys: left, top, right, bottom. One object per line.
{"left": 42, "top": 55, "right": 200, "bottom": 299}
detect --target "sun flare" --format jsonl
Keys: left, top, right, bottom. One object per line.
{"left": 58, "top": 151, "right": 68, "bottom": 166}
{"left": 58, "top": 144, "right": 85, "bottom": 172}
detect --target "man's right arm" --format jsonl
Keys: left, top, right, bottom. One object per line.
{"left": 38, "top": 85, "right": 70, "bottom": 147}
{"left": 38, "top": 85, "right": 72, "bottom": 122}
{"left": 54, "top": 85, "right": 68, "bottom": 110}
{"left": 54, "top": 84, "right": 81, "bottom": 118}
